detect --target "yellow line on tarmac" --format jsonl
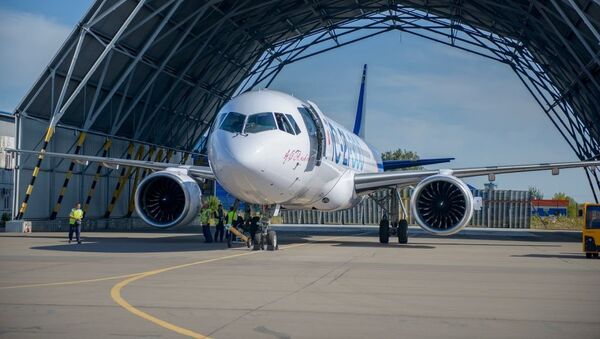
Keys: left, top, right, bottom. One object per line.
{"left": 0, "top": 241, "right": 318, "bottom": 291}
{"left": 110, "top": 250, "right": 265, "bottom": 338}
{"left": 109, "top": 234, "right": 369, "bottom": 338}
{"left": 0, "top": 273, "right": 141, "bottom": 290}
{"left": 111, "top": 250, "right": 262, "bottom": 339}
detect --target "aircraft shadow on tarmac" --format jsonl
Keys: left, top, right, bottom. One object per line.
{"left": 311, "top": 240, "right": 435, "bottom": 249}
{"left": 29, "top": 235, "right": 232, "bottom": 253}
{"left": 27, "top": 233, "right": 435, "bottom": 253}
{"left": 23, "top": 228, "right": 577, "bottom": 253}
{"left": 511, "top": 253, "right": 590, "bottom": 260}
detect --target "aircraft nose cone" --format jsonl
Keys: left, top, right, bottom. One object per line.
{"left": 208, "top": 132, "right": 272, "bottom": 204}
{"left": 212, "top": 133, "right": 261, "bottom": 170}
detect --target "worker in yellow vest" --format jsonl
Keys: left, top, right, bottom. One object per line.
{"left": 69, "top": 203, "right": 84, "bottom": 244}
{"left": 200, "top": 203, "right": 213, "bottom": 243}
{"left": 213, "top": 204, "right": 225, "bottom": 242}
{"left": 225, "top": 205, "right": 237, "bottom": 243}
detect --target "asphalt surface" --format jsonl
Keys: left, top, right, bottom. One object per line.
{"left": 0, "top": 226, "right": 599, "bottom": 338}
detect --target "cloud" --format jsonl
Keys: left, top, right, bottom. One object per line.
{"left": 0, "top": 8, "right": 71, "bottom": 112}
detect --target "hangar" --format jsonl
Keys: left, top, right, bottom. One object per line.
{"left": 9, "top": 0, "right": 600, "bottom": 221}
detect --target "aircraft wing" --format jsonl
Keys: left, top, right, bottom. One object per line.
{"left": 354, "top": 160, "right": 600, "bottom": 193}
{"left": 6, "top": 149, "right": 215, "bottom": 180}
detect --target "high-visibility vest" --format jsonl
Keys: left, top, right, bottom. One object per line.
{"left": 200, "top": 209, "right": 212, "bottom": 225}
{"left": 69, "top": 208, "right": 83, "bottom": 225}
{"left": 226, "top": 210, "right": 237, "bottom": 225}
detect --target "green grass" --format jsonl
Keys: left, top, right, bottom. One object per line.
{"left": 530, "top": 216, "right": 583, "bottom": 230}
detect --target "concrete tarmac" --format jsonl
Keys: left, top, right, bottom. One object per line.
{"left": 0, "top": 226, "right": 599, "bottom": 338}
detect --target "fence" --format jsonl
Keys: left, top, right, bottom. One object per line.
{"left": 280, "top": 188, "right": 531, "bottom": 228}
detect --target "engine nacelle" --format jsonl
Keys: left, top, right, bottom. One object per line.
{"left": 410, "top": 174, "right": 474, "bottom": 235}
{"left": 135, "top": 169, "right": 201, "bottom": 228}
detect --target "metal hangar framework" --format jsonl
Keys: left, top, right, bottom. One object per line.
{"left": 11, "top": 0, "right": 600, "bottom": 220}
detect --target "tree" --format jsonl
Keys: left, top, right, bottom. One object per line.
{"left": 528, "top": 186, "right": 543, "bottom": 200}
{"left": 205, "top": 195, "right": 221, "bottom": 212}
{"left": 381, "top": 148, "right": 423, "bottom": 170}
{"left": 552, "top": 192, "right": 577, "bottom": 218}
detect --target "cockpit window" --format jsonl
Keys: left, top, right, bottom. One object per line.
{"left": 274, "top": 112, "right": 295, "bottom": 135}
{"left": 285, "top": 114, "right": 301, "bottom": 134}
{"left": 244, "top": 112, "right": 277, "bottom": 133}
{"left": 219, "top": 112, "right": 245, "bottom": 133}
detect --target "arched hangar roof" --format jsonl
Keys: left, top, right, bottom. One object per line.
{"left": 15, "top": 0, "right": 600, "bottom": 192}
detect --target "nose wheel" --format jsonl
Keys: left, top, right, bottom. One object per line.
{"left": 251, "top": 204, "right": 280, "bottom": 251}
{"left": 252, "top": 227, "right": 279, "bottom": 251}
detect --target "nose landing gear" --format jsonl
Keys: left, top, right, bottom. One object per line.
{"left": 252, "top": 204, "right": 280, "bottom": 251}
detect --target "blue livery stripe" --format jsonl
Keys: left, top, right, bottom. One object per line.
{"left": 353, "top": 64, "right": 367, "bottom": 137}
{"left": 382, "top": 158, "right": 454, "bottom": 171}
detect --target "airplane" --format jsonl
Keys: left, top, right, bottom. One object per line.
{"left": 8, "top": 64, "right": 600, "bottom": 250}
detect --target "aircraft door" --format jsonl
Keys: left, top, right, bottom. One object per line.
{"left": 298, "top": 105, "right": 326, "bottom": 169}
{"left": 306, "top": 103, "right": 326, "bottom": 166}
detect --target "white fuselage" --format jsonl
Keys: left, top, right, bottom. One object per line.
{"left": 208, "top": 90, "right": 382, "bottom": 210}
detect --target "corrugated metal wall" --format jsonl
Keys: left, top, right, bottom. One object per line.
{"left": 281, "top": 188, "right": 531, "bottom": 228}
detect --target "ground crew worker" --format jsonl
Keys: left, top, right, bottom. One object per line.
{"left": 249, "top": 211, "right": 261, "bottom": 241}
{"left": 68, "top": 203, "right": 83, "bottom": 244}
{"left": 243, "top": 207, "right": 252, "bottom": 232}
{"left": 200, "top": 203, "right": 213, "bottom": 243}
{"left": 225, "top": 206, "right": 237, "bottom": 243}
{"left": 214, "top": 204, "right": 225, "bottom": 242}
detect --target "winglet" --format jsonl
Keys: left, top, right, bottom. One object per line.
{"left": 353, "top": 64, "right": 367, "bottom": 138}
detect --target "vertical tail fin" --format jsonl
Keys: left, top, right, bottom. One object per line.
{"left": 353, "top": 64, "right": 367, "bottom": 138}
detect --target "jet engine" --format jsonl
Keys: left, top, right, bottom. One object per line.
{"left": 135, "top": 170, "right": 201, "bottom": 228}
{"left": 410, "top": 174, "right": 474, "bottom": 235}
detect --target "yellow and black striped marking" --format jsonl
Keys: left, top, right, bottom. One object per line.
{"left": 103, "top": 143, "right": 139, "bottom": 218}
{"left": 49, "top": 132, "right": 87, "bottom": 220}
{"left": 16, "top": 127, "right": 54, "bottom": 219}
{"left": 164, "top": 149, "right": 174, "bottom": 163}
{"left": 180, "top": 152, "right": 190, "bottom": 165}
{"left": 82, "top": 139, "right": 112, "bottom": 215}
{"left": 136, "top": 148, "right": 164, "bottom": 185}
{"left": 125, "top": 145, "right": 147, "bottom": 218}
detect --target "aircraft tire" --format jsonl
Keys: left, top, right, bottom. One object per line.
{"left": 398, "top": 219, "right": 408, "bottom": 244}
{"left": 253, "top": 234, "right": 262, "bottom": 251}
{"left": 379, "top": 219, "right": 389, "bottom": 244}
{"left": 267, "top": 231, "right": 278, "bottom": 251}
{"left": 586, "top": 252, "right": 592, "bottom": 258}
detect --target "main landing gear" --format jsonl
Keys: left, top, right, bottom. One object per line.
{"left": 379, "top": 217, "right": 408, "bottom": 244}
{"left": 371, "top": 187, "right": 409, "bottom": 244}
{"left": 252, "top": 204, "right": 280, "bottom": 251}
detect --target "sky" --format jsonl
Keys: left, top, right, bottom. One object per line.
{"left": 0, "top": 1, "right": 595, "bottom": 202}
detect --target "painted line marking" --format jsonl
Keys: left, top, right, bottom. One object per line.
{"left": 110, "top": 233, "right": 369, "bottom": 338}
{"left": 0, "top": 273, "right": 141, "bottom": 290}
{"left": 111, "top": 250, "right": 260, "bottom": 339}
